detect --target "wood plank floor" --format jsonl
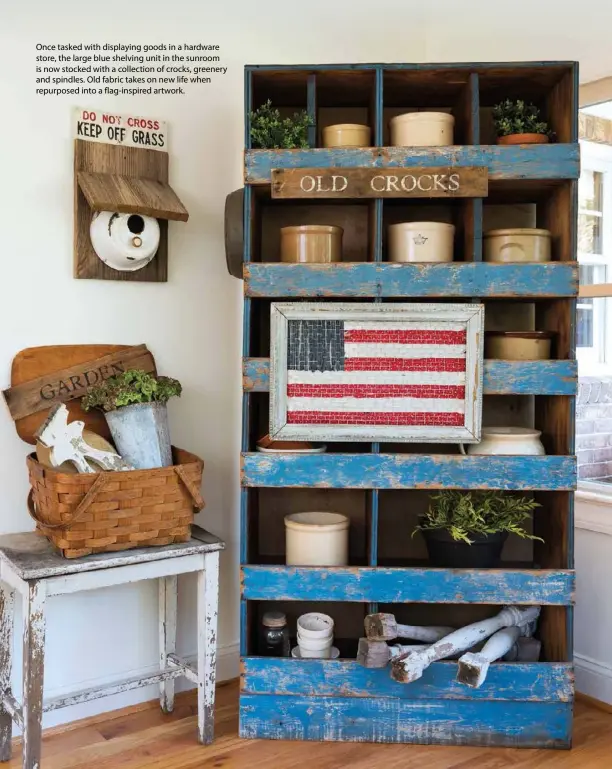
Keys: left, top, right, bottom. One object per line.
{"left": 7, "top": 681, "right": 612, "bottom": 768}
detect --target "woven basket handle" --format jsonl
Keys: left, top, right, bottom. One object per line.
{"left": 27, "top": 473, "right": 109, "bottom": 530}
{"left": 174, "top": 466, "right": 205, "bottom": 512}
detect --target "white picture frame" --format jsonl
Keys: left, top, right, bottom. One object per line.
{"left": 269, "top": 302, "right": 484, "bottom": 443}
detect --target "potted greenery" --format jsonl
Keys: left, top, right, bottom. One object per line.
{"left": 82, "top": 370, "right": 182, "bottom": 470}
{"left": 492, "top": 99, "right": 553, "bottom": 145}
{"left": 249, "top": 99, "right": 311, "bottom": 149}
{"left": 413, "top": 490, "right": 542, "bottom": 568}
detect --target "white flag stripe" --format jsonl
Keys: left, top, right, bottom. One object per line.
{"left": 287, "top": 397, "right": 466, "bottom": 414}
{"left": 344, "top": 343, "right": 466, "bottom": 359}
{"left": 287, "top": 370, "right": 466, "bottom": 386}
{"left": 344, "top": 321, "right": 466, "bottom": 332}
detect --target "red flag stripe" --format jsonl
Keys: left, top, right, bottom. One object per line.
{"left": 287, "top": 384, "right": 466, "bottom": 399}
{"left": 344, "top": 329, "right": 466, "bottom": 344}
{"left": 286, "top": 411, "right": 464, "bottom": 426}
{"left": 344, "top": 358, "right": 466, "bottom": 372}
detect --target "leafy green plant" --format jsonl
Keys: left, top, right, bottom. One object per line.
{"left": 81, "top": 370, "right": 182, "bottom": 413}
{"left": 413, "top": 490, "right": 542, "bottom": 545}
{"left": 492, "top": 99, "right": 552, "bottom": 138}
{"left": 249, "top": 99, "right": 311, "bottom": 149}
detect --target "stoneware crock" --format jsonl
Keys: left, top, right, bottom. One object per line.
{"left": 285, "top": 512, "right": 349, "bottom": 566}
{"left": 323, "top": 123, "right": 371, "bottom": 147}
{"left": 485, "top": 331, "right": 554, "bottom": 360}
{"left": 388, "top": 221, "right": 455, "bottom": 262}
{"left": 460, "top": 426, "right": 546, "bottom": 456}
{"left": 280, "top": 225, "right": 343, "bottom": 263}
{"left": 390, "top": 112, "right": 454, "bottom": 146}
{"left": 484, "top": 228, "right": 552, "bottom": 263}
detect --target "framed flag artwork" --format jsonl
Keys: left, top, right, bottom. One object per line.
{"left": 269, "top": 302, "right": 485, "bottom": 443}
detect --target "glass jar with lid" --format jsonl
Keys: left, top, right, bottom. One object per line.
{"left": 259, "top": 611, "right": 290, "bottom": 657}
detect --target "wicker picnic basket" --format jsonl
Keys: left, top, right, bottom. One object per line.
{"left": 26, "top": 447, "right": 204, "bottom": 559}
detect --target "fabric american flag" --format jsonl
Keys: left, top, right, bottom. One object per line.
{"left": 286, "top": 319, "right": 467, "bottom": 427}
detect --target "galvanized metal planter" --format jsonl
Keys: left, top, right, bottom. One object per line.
{"left": 105, "top": 402, "right": 172, "bottom": 469}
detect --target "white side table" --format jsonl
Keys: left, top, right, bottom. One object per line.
{"left": 0, "top": 525, "right": 224, "bottom": 769}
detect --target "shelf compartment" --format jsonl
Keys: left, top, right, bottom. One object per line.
{"left": 241, "top": 565, "right": 575, "bottom": 605}
{"left": 243, "top": 358, "right": 577, "bottom": 395}
{"left": 241, "top": 657, "right": 573, "bottom": 701}
{"left": 244, "top": 262, "right": 578, "bottom": 298}
{"left": 241, "top": 453, "right": 576, "bottom": 490}
{"left": 239, "top": 693, "right": 571, "bottom": 747}
{"left": 244, "top": 145, "right": 580, "bottom": 185}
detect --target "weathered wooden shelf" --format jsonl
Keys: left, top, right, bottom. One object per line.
{"left": 244, "top": 262, "right": 578, "bottom": 298}
{"left": 239, "top": 693, "right": 572, "bottom": 747}
{"left": 240, "top": 565, "right": 574, "bottom": 604}
{"left": 242, "top": 358, "right": 578, "bottom": 395}
{"left": 241, "top": 453, "right": 577, "bottom": 490}
{"left": 244, "top": 145, "right": 580, "bottom": 185}
{"left": 241, "top": 657, "right": 574, "bottom": 701}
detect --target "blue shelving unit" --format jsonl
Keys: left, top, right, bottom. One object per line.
{"left": 239, "top": 61, "right": 578, "bottom": 748}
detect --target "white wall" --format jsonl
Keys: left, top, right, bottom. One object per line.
{"left": 2, "top": 0, "right": 612, "bottom": 727}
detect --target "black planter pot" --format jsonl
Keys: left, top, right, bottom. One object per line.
{"left": 422, "top": 528, "right": 509, "bottom": 568}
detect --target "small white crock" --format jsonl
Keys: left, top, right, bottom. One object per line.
{"left": 292, "top": 646, "right": 340, "bottom": 659}
{"left": 297, "top": 612, "right": 334, "bottom": 639}
{"left": 388, "top": 222, "right": 455, "bottom": 263}
{"left": 460, "top": 427, "right": 546, "bottom": 456}
{"left": 390, "top": 112, "right": 454, "bottom": 146}
{"left": 285, "top": 512, "right": 349, "bottom": 566}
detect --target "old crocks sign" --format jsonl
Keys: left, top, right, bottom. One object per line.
{"left": 271, "top": 167, "right": 488, "bottom": 199}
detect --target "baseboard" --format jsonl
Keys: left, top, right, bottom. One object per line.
{"left": 576, "top": 691, "right": 612, "bottom": 714}
{"left": 575, "top": 653, "right": 612, "bottom": 706}
{"left": 575, "top": 491, "right": 612, "bottom": 536}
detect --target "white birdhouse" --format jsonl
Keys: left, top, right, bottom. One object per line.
{"left": 90, "top": 211, "right": 161, "bottom": 272}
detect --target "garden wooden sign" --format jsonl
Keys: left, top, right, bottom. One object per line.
{"left": 269, "top": 302, "right": 484, "bottom": 443}
{"left": 271, "top": 167, "right": 488, "bottom": 199}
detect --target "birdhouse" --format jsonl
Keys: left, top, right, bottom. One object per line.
{"left": 73, "top": 108, "right": 189, "bottom": 282}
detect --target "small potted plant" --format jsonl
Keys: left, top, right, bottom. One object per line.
{"left": 81, "top": 370, "right": 182, "bottom": 470}
{"left": 492, "top": 99, "right": 553, "bottom": 145}
{"left": 249, "top": 99, "right": 311, "bottom": 149}
{"left": 413, "top": 490, "right": 542, "bottom": 568}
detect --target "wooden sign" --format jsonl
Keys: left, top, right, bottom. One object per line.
{"left": 73, "top": 107, "right": 167, "bottom": 151}
{"left": 3, "top": 345, "right": 155, "bottom": 421}
{"left": 271, "top": 167, "right": 488, "bottom": 199}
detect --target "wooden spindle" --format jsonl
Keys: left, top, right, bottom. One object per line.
{"left": 390, "top": 606, "right": 541, "bottom": 684}
{"left": 364, "top": 613, "right": 453, "bottom": 642}
{"left": 457, "top": 626, "right": 521, "bottom": 688}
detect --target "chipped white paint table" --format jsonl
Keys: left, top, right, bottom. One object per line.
{"left": 0, "top": 526, "right": 224, "bottom": 769}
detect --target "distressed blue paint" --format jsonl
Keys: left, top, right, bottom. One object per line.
{"left": 240, "top": 599, "right": 248, "bottom": 656}
{"left": 244, "top": 262, "right": 578, "bottom": 299}
{"left": 307, "top": 74, "right": 316, "bottom": 148}
{"left": 469, "top": 72, "right": 480, "bottom": 145}
{"left": 240, "top": 565, "right": 574, "bottom": 605}
{"left": 244, "top": 68, "right": 252, "bottom": 149}
{"left": 239, "top": 694, "right": 572, "bottom": 747}
{"left": 368, "top": 489, "right": 378, "bottom": 566}
{"left": 242, "top": 357, "right": 577, "bottom": 395}
{"left": 241, "top": 453, "right": 576, "bottom": 491}
{"left": 245, "top": 145, "right": 580, "bottom": 184}
{"left": 241, "top": 658, "right": 574, "bottom": 702}
{"left": 375, "top": 67, "right": 383, "bottom": 147}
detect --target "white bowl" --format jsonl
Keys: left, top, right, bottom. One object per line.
{"left": 292, "top": 646, "right": 340, "bottom": 659}
{"left": 297, "top": 612, "right": 335, "bottom": 639}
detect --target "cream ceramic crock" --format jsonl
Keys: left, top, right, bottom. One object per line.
{"left": 388, "top": 221, "right": 455, "bottom": 262}
{"left": 280, "top": 225, "right": 343, "bottom": 263}
{"left": 484, "top": 228, "right": 552, "bottom": 263}
{"left": 390, "top": 112, "right": 454, "bottom": 146}
{"left": 485, "top": 331, "right": 553, "bottom": 361}
{"left": 460, "top": 427, "right": 546, "bottom": 456}
{"left": 285, "top": 512, "right": 349, "bottom": 566}
{"left": 323, "top": 123, "right": 371, "bottom": 147}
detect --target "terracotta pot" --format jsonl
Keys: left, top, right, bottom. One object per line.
{"left": 388, "top": 221, "right": 455, "bottom": 263}
{"left": 390, "top": 112, "right": 454, "bottom": 147}
{"left": 485, "top": 331, "right": 554, "bottom": 360}
{"left": 323, "top": 123, "right": 371, "bottom": 148}
{"left": 484, "top": 228, "right": 551, "bottom": 263}
{"left": 497, "top": 133, "right": 549, "bottom": 145}
{"left": 285, "top": 511, "right": 349, "bottom": 566}
{"left": 280, "top": 225, "right": 343, "bottom": 263}
{"left": 460, "top": 427, "right": 546, "bottom": 456}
